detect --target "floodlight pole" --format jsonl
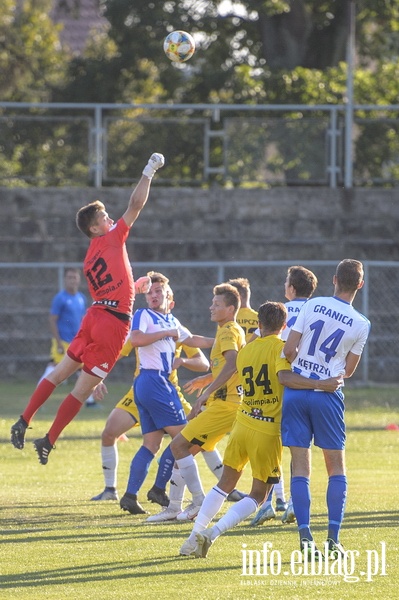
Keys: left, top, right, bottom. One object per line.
{"left": 344, "top": 0, "right": 356, "bottom": 188}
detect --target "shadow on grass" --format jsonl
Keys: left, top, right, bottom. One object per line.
{"left": 238, "top": 509, "right": 399, "bottom": 537}
{"left": 2, "top": 505, "right": 398, "bottom": 551}
{"left": 0, "top": 557, "right": 236, "bottom": 589}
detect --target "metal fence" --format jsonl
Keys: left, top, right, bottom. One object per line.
{"left": 0, "top": 260, "right": 397, "bottom": 385}
{"left": 1, "top": 102, "right": 399, "bottom": 188}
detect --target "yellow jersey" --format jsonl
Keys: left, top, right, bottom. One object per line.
{"left": 209, "top": 320, "right": 246, "bottom": 403}
{"left": 236, "top": 334, "right": 291, "bottom": 434}
{"left": 236, "top": 306, "right": 258, "bottom": 343}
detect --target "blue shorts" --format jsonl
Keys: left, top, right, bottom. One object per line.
{"left": 281, "top": 388, "right": 346, "bottom": 450}
{"left": 133, "top": 369, "right": 187, "bottom": 434}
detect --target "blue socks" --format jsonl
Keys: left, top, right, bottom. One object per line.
{"left": 126, "top": 446, "right": 154, "bottom": 495}
{"left": 291, "top": 474, "right": 348, "bottom": 543}
{"left": 291, "top": 476, "right": 312, "bottom": 540}
{"left": 154, "top": 444, "right": 174, "bottom": 490}
{"left": 327, "top": 475, "right": 347, "bottom": 542}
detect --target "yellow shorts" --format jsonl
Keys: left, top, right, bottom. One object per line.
{"left": 180, "top": 400, "right": 239, "bottom": 452}
{"left": 223, "top": 419, "right": 282, "bottom": 483}
{"left": 114, "top": 387, "right": 192, "bottom": 427}
{"left": 50, "top": 339, "right": 70, "bottom": 365}
{"left": 180, "top": 396, "right": 192, "bottom": 416}
{"left": 115, "top": 388, "right": 140, "bottom": 426}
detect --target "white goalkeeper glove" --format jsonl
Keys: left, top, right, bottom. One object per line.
{"left": 142, "top": 153, "right": 165, "bottom": 179}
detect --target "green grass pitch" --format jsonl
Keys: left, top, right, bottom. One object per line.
{"left": 0, "top": 380, "right": 398, "bottom": 600}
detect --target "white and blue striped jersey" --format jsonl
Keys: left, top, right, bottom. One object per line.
{"left": 290, "top": 295, "right": 370, "bottom": 379}
{"left": 254, "top": 298, "right": 308, "bottom": 340}
{"left": 281, "top": 298, "right": 308, "bottom": 342}
{"left": 132, "top": 308, "right": 190, "bottom": 374}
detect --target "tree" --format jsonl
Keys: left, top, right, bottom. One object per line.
{"left": 59, "top": 1, "right": 396, "bottom": 186}
{"left": 0, "top": 0, "right": 67, "bottom": 102}
{"left": 0, "top": 1, "right": 72, "bottom": 185}
{"left": 2, "top": 1, "right": 399, "bottom": 186}
{"left": 56, "top": 1, "right": 398, "bottom": 104}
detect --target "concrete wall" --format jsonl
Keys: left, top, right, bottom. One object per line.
{"left": 1, "top": 185, "right": 398, "bottom": 381}
{"left": 1, "top": 186, "right": 398, "bottom": 263}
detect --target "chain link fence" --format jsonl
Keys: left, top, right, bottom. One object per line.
{"left": 0, "top": 260, "right": 396, "bottom": 385}
{"left": 1, "top": 103, "right": 399, "bottom": 187}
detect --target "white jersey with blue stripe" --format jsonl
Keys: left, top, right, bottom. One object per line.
{"left": 290, "top": 295, "right": 370, "bottom": 379}
{"left": 132, "top": 308, "right": 190, "bottom": 374}
{"left": 281, "top": 298, "right": 308, "bottom": 342}
{"left": 255, "top": 298, "right": 308, "bottom": 340}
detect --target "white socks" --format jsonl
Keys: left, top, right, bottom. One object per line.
{"left": 188, "top": 492, "right": 259, "bottom": 544}
{"left": 86, "top": 393, "right": 96, "bottom": 406}
{"left": 202, "top": 449, "right": 224, "bottom": 479}
{"left": 168, "top": 466, "right": 186, "bottom": 511}
{"left": 191, "top": 486, "right": 228, "bottom": 535}
{"left": 213, "top": 496, "right": 258, "bottom": 537}
{"left": 142, "top": 153, "right": 165, "bottom": 179}
{"left": 175, "top": 455, "right": 204, "bottom": 503}
{"left": 274, "top": 476, "right": 285, "bottom": 501}
{"left": 101, "top": 444, "right": 118, "bottom": 488}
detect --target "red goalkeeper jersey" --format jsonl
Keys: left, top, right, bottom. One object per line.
{"left": 83, "top": 218, "right": 134, "bottom": 318}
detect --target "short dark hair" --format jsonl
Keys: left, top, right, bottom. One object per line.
{"left": 258, "top": 301, "right": 287, "bottom": 333}
{"left": 335, "top": 259, "right": 364, "bottom": 292}
{"left": 76, "top": 200, "right": 105, "bottom": 238}
{"left": 228, "top": 278, "right": 251, "bottom": 302}
{"left": 213, "top": 283, "right": 241, "bottom": 312}
{"left": 287, "top": 266, "right": 318, "bottom": 298}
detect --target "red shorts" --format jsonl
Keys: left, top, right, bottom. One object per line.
{"left": 67, "top": 307, "right": 130, "bottom": 378}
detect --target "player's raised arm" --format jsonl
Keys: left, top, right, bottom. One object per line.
{"left": 122, "top": 153, "right": 165, "bottom": 228}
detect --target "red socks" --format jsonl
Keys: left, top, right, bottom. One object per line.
{"left": 22, "top": 379, "right": 56, "bottom": 424}
{"left": 22, "top": 379, "right": 84, "bottom": 445}
{"left": 47, "top": 394, "right": 83, "bottom": 445}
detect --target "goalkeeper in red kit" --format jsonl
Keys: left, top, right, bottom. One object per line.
{"left": 10, "top": 153, "right": 165, "bottom": 465}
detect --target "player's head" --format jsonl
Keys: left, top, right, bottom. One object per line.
{"left": 145, "top": 271, "right": 171, "bottom": 313}
{"left": 285, "top": 266, "right": 318, "bottom": 300}
{"left": 76, "top": 200, "right": 113, "bottom": 238}
{"left": 228, "top": 278, "right": 251, "bottom": 306}
{"left": 334, "top": 259, "right": 364, "bottom": 293}
{"left": 258, "top": 301, "right": 287, "bottom": 335}
{"left": 64, "top": 267, "right": 81, "bottom": 292}
{"left": 210, "top": 283, "right": 240, "bottom": 324}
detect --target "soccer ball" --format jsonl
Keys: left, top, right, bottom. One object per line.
{"left": 163, "top": 30, "right": 195, "bottom": 63}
